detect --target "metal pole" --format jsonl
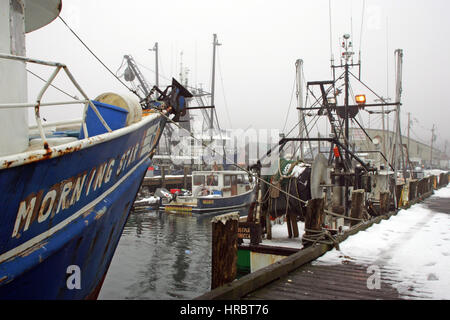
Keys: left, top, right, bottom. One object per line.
{"left": 431, "top": 124, "right": 435, "bottom": 169}
{"left": 210, "top": 34, "right": 220, "bottom": 131}
{"left": 407, "top": 112, "right": 410, "bottom": 153}
{"left": 375, "top": 96, "right": 391, "bottom": 169}
{"left": 296, "top": 59, "right": 305, "bottom": 160}
{"left": 394, "top": 49, "right": 407, "bottom": 180}
{"left": 344, "top": 61, "right": 350, "bottom": 216}
{"left": 154, "top": 42, "right": 159, "bottom": 87}
{"left": 344, "top": 63, "right": 349, "bottom": 149}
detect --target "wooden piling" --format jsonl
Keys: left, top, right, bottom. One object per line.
{"left": 395, "top": 183, "right": 405, "bottom": 208}
{"left": 265, "top": 210, "right": 272, "bottom": 240}
{"left": 350, "top": 189, "right": 365, "bottom": 227}
{"left": 440, "top": 172, "right": 449, "bottom": 187}
{"left": 409, "top": 179, "right": 418, "bottom": 202}
{"left": 416, "top": 179, "right": 423, "bottom": 199}
{"left": 211, "top": 212, "right": 240, "bottom": 289}
{"left": 302, "top": 198, "right": 324, "bottom": 247}
{"left": 286, "top": 212, "right": 299, "bottom": 238}
{"left": 432, "top": 175, "right": 437, "bottom": 190}
{"left": 379, "top": 192, "right": 390, "bottom": 215}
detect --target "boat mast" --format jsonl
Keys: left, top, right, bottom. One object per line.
{"left": 210, "top": 34, "right": 221, "bottom": 133}
{"left": 295, "top": 59, "right": 312, "bottom": 160}
{"left": 342, "top": 34, "right": 354, "bottom": 215}
{"left": 392, "top": 49, "right": 407, "bottom": 180}
{"left": 431, "top": 124, "right": 435, "bottom": 169}
{"left": 149, "top": 42, "right": 159, "bottom": 88}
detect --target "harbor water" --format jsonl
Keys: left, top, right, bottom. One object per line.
{"left": 98, "top": 210, "right": 212, "bottom": 300}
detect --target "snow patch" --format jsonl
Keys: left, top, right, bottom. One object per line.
{"left": 314, "top": 185, "right": 450, "bottom": 299}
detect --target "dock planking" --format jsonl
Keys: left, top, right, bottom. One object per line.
{"left": 243, "top": 262, "right": 404, "bottom": 300}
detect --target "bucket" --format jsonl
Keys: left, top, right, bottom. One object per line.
{"left": 79, "top": 100, "right": 128, "bottom": 139}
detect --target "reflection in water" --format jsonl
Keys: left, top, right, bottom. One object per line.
{"left": 98, "top": 210, "right": 213, "bottom": 299}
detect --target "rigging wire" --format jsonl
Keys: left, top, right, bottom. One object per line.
{"left": 328, "top": 0, "right": 333, "bottom": 64}
{"left": 359, "top": 0, "right": 366, "bottom": 62}
{"left": 26, "top": 68, "right": 79, "bottom": 100}
{"left": 216, "top": 49, "right": 233, "bottom": 129}
{"left": 282, "top": 73, "right": 297, "bottom": 133}
{"left": 58, "top": 16, "right": 138, "bottom": 97}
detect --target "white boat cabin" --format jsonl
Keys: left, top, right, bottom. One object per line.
{"left": 192, "top": 170, "right": 252, "bottom": 198}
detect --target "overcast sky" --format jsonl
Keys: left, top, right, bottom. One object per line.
{"left": 25, "top": 0, "right": 450, "bottom": 153}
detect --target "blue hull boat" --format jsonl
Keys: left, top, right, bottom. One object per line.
{"left": 0, "top": 0, "right": 192, "bottom": 299}
{"left": 0, "top": 115, "right": 166, "bottom": 299}
{"left": 162, "top": 170, "right": 257, "bottom": 216}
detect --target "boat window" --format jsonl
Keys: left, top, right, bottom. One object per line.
{"left": 237, "top": 175, "right": 245, "bottom": 184}
{"left": 193, "top": 175, "right": 205, "bottom": 186}
{"left": 224, "top": 175, "right": 231, "bottom": 186}
{"left": 206, "top": 174, "right": 219, "bottom": 186}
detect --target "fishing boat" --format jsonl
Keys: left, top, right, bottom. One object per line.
{"left": 0, "top": 0, "right": 191, "bottom": 299}
{"left": 161, "top": 170, "right": 257, "bottom": 215}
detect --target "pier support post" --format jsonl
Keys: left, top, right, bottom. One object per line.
{"left": 211, "top": 212, "right": 240, "bottom": 289}
{"left": 265, "top": 210, "right": 272, "bottom": 240}
{"left": 286, "top": 212, "right": 299, "bottom": 238}
{"left": 439, "top": 173, "right": 449, "bottom": 187}
{"left": 379, "top": 192, "right": 390, "bottom": 215}
{"left": 432, "top": 175, "right": 437, "bottom": 190}
{"left": 350, "top": 189, "right": 365, "bottom": 227}
{"left": 409, "top": 179, "right": 418, "bottom": 203}
{"left": 396, "top": 183, "right": 404, "bottom": 208}
{"left": 302, "top": 198, "right": 324, "bottom": 247}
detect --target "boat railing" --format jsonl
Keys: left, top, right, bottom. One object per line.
{"left": 0, "top": 53, "right": 111, "bottom": 148}
{"left": 28, "top": 119, "right": 83, "bottom": 131}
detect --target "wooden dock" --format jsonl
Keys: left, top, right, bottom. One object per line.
{"left": 196, "top": 214, "right": 391, "bottom": 300}
{"left": 245, "top": 195, "right": 450, "bottom": 300}
{"left": 141, "top": 175, "right": 191, "bottom": 192}
{"left": 196, "top": 173, "right": 449, "bottom": 300}
{"left": 244, "top": 262, "right": 403, "bottom": 300}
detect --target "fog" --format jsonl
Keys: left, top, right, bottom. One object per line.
{"left": 25, "top": 0, "right": 450, "bottom": 153}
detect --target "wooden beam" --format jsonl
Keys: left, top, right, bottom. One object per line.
{"left": 302, "top": 198, "right": 324, "bottom": 247}
{"left": 211, "top": 212, "right": 240, "bottom": 289}
{"left": 350, "top": 189, "right": 365, "bottom": 227}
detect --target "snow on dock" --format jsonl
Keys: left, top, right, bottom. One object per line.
{"left": 245, "top": 184, "right": 450, "bottom": 300}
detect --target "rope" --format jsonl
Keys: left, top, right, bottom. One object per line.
{"left": 324, "top": 209, "right": 365, "bottom": 222}
{"left": 303, "top": 228, "right": 340, "bottom": 250}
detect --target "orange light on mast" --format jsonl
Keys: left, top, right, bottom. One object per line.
{"left": 333, "top": 146, "right": 340, "bottom": 158}
{"left": 355, "top": 94, "right": 366, "bottom": 105}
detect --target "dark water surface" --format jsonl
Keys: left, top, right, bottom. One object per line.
{"left": 98, "top": 210, "right": 212, "bottom": 299}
